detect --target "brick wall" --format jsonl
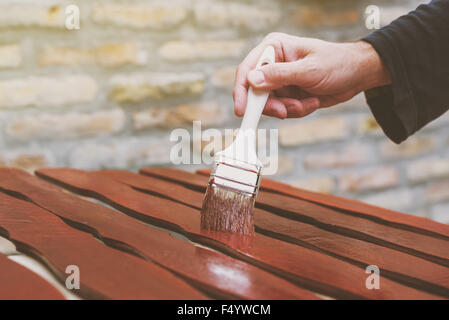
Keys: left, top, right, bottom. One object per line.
{"left": 1, "top": 0, "right": 448, "bottom": 223}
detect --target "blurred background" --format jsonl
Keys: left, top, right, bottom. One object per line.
{"left": 0, "top": 0, "right": 447, "bottom": 223}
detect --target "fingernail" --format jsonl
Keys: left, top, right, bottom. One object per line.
{"left": 248, "top": 70, "right": 265, "bottom": 86}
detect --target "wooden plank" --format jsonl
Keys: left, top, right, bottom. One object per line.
{"left": 140, "top": 168, "right": 449, "bottom": 268}
{"left": 95, "top": 169, "right": 449, "bottom": 298}
{"left": 35, "top": 168, "right": 443, "bottom": 300}
{"left": 0, "top": 190, "right": 207, "bottom": 300}
{"left": 0, "top": 253, "right": 65, "bottom": 300}
{"left": 261, "top": 177, "right": 449, "bottom": 239}
{"left": 0, "top": 168, "right": 319, "bottom": 300}
{"left": 196, "top": 169, "right": 449, "bottom": 240}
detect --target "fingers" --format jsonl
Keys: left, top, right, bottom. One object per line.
{"left": 233, "top": 44, "right": 272, "bottom": 116}
{"left": 233, "top": 83, "right": 248, "bottom": 117}
{"left": 262, "top": 96, "right": 320, "bottom": 119}
{"left": 275, "top": 85, "right": 306, "bottom": 100}
{"left": 312, "top": 95, "right": 340, "bottom": 109}
{"left": 234, "top": 35, "right": 288, "bottom": 116}
{"left": 263, "top": 96, "right": 288, "bottom": 119}
{"left": 282, "top": 97, "right": 320, "bottom": 118}
{"left": 248, "top": 60, "right": 308, "bottom": 90}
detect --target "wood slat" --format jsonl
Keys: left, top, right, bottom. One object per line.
{"left": 196, "top": 169, "right": 449, "bottom": 240}
{"left": 0, "top": 168, "right": 319, "bottom": 300}
{"left": 94, "top": 169, "right": 449, "bottom": 298}
{"left": 0, "top": 188, "right": 207, "bottom": 300}
{"left": 262, "top": 177, "right": 449, "bottom": 239}
{"left": 141, "top": 168, "right": 449, "bottom": 268}
{"left": 0, "top": 253, "right": 65, "bottom": 300}
{"left": 35, "top": 168, "right": 442, "bottom": 300}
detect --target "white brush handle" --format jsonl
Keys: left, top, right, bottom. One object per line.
{"left": 220, "top": 46, "right": 275, "bottom": 166}
{"left": 239, "top": 45, "right": 275, "bottom": 132}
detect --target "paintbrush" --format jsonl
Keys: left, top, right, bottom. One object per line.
{"left": 200, "top": 45, "right": 275, "bottom": 235}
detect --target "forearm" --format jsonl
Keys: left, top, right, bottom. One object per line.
{"left": 354, "top": 41, "right": 392, "bottom": 92}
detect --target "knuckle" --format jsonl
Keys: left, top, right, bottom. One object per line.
{"left": 263, "top": 32, "right": 285, "bottom": 58}
{"left": 304, "top": 60, "right": 320, "bottom": 74}
{"left": 265, "top": 65, "right": 283, "bottom": 82}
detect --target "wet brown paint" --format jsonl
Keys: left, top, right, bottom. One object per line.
{"left": 34, "top": 168, "right": 443, "bottom": 300}
{"left": 0, "top": 178, "right": 207, "bottom": 300}
{"left": 94, "top": 169, "right": 449, "bottom": 298}
{"left": 0, "top": 168, "right": 318, "bottom": 300}
{"left": 141, "top": 168, "right": 449, "bottom": 267}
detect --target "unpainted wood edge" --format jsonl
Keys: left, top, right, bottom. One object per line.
{"left": 0, "top": 253, "right": 66, "bottom": 300}
{"left": 0, "top": 225, "right": 102, "bottom": 299}
{"left": 0, "top": 183, "right": 208, "bottom": 300}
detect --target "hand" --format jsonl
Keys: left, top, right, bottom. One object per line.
{"left": 233, "top": 33, "right": 392, "bottom": 119}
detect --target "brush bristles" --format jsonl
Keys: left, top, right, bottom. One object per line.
{"left": 200, "top": 184, "right": 255, "bottom": 236}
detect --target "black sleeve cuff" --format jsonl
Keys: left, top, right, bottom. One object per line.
{"left": 364, "top": 85, "right": 407, "bottom": 143}
{"left": 362, "top": 31, "right": 418, "bottom": 144}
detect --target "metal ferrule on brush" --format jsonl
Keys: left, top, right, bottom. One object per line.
{"left": 201, "top": 154, "right": 261, "bottom": 235}
{"left": 209, "top": 153, "right": 262, "bottom": 197}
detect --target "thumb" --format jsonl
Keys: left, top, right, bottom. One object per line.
{"left": 247, "top": 61, "right": 306, "bottom": 90}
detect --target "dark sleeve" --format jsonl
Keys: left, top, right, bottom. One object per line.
{"left": 362, "top": 0, "right": 449, "bottom": 143}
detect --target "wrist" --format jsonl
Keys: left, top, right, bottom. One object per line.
{"left": 353, "top": 40, "right": 392, "bottom": 92}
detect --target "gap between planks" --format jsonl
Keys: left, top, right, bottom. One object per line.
{"left": 0, "top": 169, "right": 321, "bottom": 300}
{"left": 8, "top": 254, "right": 81, "bottom": 300}
{"left": 112, "top": 169, "right": 449, "bottom": 297}
{"left": 32, "top": 169, "right": 444, "bottom": 300}
{"left": 0, "top": 190, "right": 209, "bottom": 299}
{"left": 141, "top": 168, "right": 449, "bottom": 268}
{"left": 1, "top": 234, "right": 80, "bottom": 299}
{"left": 196, "top": 169, "right": 449, "bottom": 241}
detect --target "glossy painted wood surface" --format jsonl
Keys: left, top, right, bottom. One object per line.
{"left": 0, "top": 253, "right": 65, "bottom": 300}
{"left": 0, "top": 168, "right": 318, "bottom": 300}
{"left": 0, "top": 186, "right": 207, "bottom": 300}
{"left": 261, "top": 176, "right": 449, "bottom": 239}
{"left": 95, "top": 169, "right": 449, "bottom": 298}
{"left": 35, "top": 168, "right": 443, "bottom": 299}
{"left": 141, "top": 168, "right": 449, "bottom": 267}
{"left": 196, "top": 168, "right": 449, "bottom": 240}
